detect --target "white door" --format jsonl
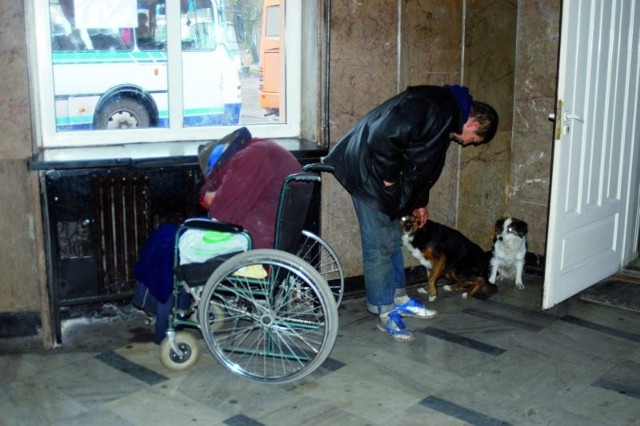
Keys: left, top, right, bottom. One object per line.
{"left": 544, "top": 0, "right": 640, "bottom": 309}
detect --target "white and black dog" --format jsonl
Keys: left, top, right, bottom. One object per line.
{"left": 489, "top": 217, "right": 528, "bottom": 289}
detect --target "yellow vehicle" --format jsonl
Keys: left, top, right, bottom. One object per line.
{"left": 258, "top": 0, "right": 283, "bottom": 117}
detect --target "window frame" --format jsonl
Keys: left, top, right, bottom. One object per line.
{"left": 27, "top": 0, "right": 302, "bottom": 148}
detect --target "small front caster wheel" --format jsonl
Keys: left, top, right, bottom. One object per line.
{"left": 159, "top": 331, "right": 200, "bottom": 371}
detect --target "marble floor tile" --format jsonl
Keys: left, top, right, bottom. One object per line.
{"left": 103, "top": 385, "right": 229, "bottom": 425}
{"left": 0, "top": 380, "right": 89, "bottom": 425}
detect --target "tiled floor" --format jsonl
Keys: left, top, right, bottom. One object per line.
{"left": 2, "top": 274, "right": 640, "bottom": 426}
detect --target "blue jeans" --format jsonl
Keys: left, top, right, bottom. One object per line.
{"left": 352, "top": 196, "right": 407, "bottom": 314}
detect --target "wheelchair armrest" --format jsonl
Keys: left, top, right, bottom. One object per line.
{"left": 182, "top": 217, "right": 243, "bottom": 233}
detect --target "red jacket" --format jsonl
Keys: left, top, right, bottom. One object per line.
{"left": 200, "top": 138, "right": 302, "bottom": 249}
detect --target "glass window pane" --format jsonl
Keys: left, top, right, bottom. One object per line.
{"left": 50, "top": 0, "right": 167, "bottom": 131}
{"left": 39, "top": 0, "right": 297, "bottom": 145}
{"left": 255, "top": 0, "right": 283, "bottom": 121}
{"left": 180, "top": 0, "right": 242, "bottom": 127}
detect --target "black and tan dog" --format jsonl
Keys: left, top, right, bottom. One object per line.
{"left": 400, "top": 216, "right": 495, "bottom": 301}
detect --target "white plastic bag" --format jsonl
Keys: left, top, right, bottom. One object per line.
{"left": 178, "top": 229, "right": 249, "bottom": 265}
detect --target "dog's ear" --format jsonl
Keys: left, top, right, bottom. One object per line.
{"left": 514, "top": 219, "right": 528, "bottom": 236}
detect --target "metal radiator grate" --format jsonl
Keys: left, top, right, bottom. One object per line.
{"left": 91, "top": 173, "right": 151, "bottom": 295}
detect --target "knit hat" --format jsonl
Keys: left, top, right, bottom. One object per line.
{"left": 197, "top": 127, "right": 252, "bottom": 177}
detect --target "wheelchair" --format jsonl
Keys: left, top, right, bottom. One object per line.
{"left": 158, "top": 169, "right": 344, "bottom": 384}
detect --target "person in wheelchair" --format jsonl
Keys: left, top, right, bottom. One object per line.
{"left": 197, "top": 127, "right": 302, "bottom": 249}
{"left": 134, "top": 127, "right": 301, "bottom": 342}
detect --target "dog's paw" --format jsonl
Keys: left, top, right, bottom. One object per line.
{"left": 461, "top": 292, "right": 468, "bottom": 299}
{"left": 442, "top": 285, "right": 453, "bottom": 292}
{"left": 417, "top": 286, "right": 437, "bottom": 301}
{"left": 515, "top": 282, "right": 525, "bottom": 290}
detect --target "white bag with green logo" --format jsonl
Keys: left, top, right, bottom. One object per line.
{"left": 178, "top": 229, "right": 249, "bottom": 265}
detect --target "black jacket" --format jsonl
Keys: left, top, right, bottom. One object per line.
{"left": 323, "top": 85, "right": 465, "bottom": 218}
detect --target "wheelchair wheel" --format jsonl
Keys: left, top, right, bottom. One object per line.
{"left": 297, "top": 230, "right": 344, "bottom": 307}
{"left": 159, "top": 331, "right": 200, "bottom": 371}
{"left": 198, "top": 249, "right": 338, "bottom": 384}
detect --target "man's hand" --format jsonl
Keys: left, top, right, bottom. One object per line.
{"left": 412, "top": 207, "right": 428, "bottom": 228}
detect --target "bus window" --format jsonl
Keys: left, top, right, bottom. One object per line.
{"left": 259, "top": 0, "right": 283, "bottom": 118}
{"left": 49, "top": 0, "right": 241, "bottom": 131}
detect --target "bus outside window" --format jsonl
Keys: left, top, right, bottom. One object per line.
{"left": 258, "top": 0, "right": 283, "bottom": 118}
{"left": 50, "top": 0, "right": 241, "bottom": 131}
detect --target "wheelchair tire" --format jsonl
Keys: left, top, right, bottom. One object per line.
{"left": 159, "top": 331, "right": 200, "bottom": 371}
{"left": 297, "top": 230, "right": 345, "bottom": 307}
{"left": 198, "top": 249, "right": 339, "bottom": 384}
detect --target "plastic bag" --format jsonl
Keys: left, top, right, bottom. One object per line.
{"left": 178, "top": 229, "right": 249, "bottom": 264}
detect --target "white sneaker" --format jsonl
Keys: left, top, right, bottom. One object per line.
{"left": 377, "top": 311, "right": 415, "bottom": 342}
{"left": 394, "top": 297, "right": 437, "bottom": 319}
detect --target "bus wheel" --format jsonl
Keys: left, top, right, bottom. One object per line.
{"left": 95, "top": 97, "right": 151, "bottom": 129}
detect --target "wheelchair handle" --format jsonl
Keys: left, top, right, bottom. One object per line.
{"left": 288, "top": 172, "right": 321, "bottom": 183}
{"left": 303, "top": 163, "right": 335, "bottom": 174}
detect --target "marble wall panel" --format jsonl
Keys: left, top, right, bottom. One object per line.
{"left": 459, "top": 0, "right": 517, "bottom": 248}
{"left": 328, "top": 0, "right": 399, "bottom": 144}
{"left": 399, "top": 0, "right": 463, "bottom": 89}
{"left": 401, "top": 0, "right": 463, "bottom": 227}
{"left": 0, "top": 0, "right": 33, "bottom": 160}
{"left": 324, "top": 0, "right": 400, "bottom": 277}
{"left": 0, "top": 161, "right": 41, "bottom": 312}
{"left": 510, "top": 0, "right": 560, "bottom": 254}
{"left": 0, "top": 0, "right": 41, "bottom": 313}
